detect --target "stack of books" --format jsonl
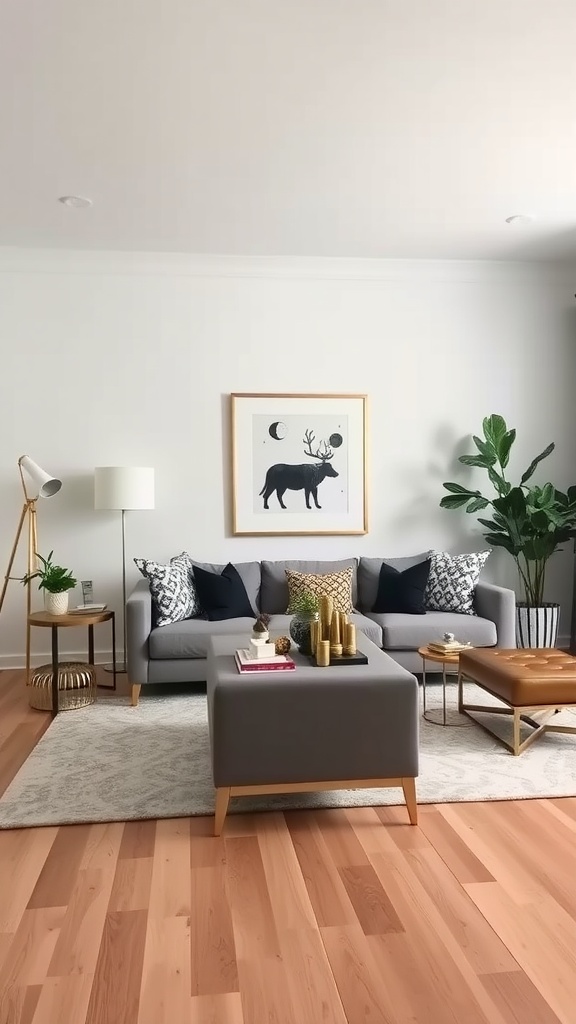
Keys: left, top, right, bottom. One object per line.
{"left": 235, "top": 648, "right": 296, "bottom": 673}
{"left": 428, "top": 639, "right": 472, "bottom": 654}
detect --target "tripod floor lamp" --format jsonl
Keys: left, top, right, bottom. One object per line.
{"left": 0, "top": 456, "right": 62, "bottom": 681}
{"left": 94, "top": 466, "right": 155, "bottom": 673}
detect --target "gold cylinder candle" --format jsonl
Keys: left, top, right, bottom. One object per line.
{"left": 344, "top": 622, "right": 357, "bottom": 656}
{"left": 321, "top": 596, "right": 333, "bottom": 639}
{"left": 330, "top": 610, "right": 341, "bottom": 645}
{"left": 330, "top": 642, "right": 343, "bottom": 658}
{"left": 339, "top": 610, "right": 348, "bottom": 642}
{"left": 317, "top": 640, "right": 330, "bottom": 666}
{"left": 310, "top": 618, "right": 319, "bottom": 654}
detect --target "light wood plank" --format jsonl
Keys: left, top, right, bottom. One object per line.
{"left": 27, "top": 826, "right": 91, "bottom": 910}
{"left": 413, "top": 805, "right": 495, "bottom": 882}
{"left": 224, "top": 837, "right": 281, "bottom": 960}
{"left": 108, "top": 858, "right": 154, "bottom": 913}
{"left": 31, "top": 975, "right": 94, "bottom": 1024}
{"left": 190, "top": 866, "right": 239, "bottom": 996}
{"left": 0, "top": 908, "right": 65, "bottom": 988}
{"left": 0, "top": 828, "right": 58, "bottom": 932}
{"left": 339, "top": 864, "right": 404, "bottom": 935}
{"left": 84, "top": 910, "right": 148, "bottom": 1024}
{"left": 148, "top": 818, "right": 191, "bottom": 918}
{"left": 277, "top": 926, "right": 348, "bottom": 1024}
{"left": 256, "top": 813, "right": 317, "bottom": 932}
{"left": 284, "top": 812, "right": 356, "bottom": 927}
{"left": 118, "top": 820, "right": 157, "bottom": 860}
{"left": 320, "top": 923, "right": 401, "bottom": 1024}
{"left": 480, "top": 970, "right": 563, "bottom": 1024}
{"left": 190, "top": 992, "right": 245, "bottom": 1024}
{"left": 138, "top": 915, "right": 191, "bottom": 1024}
{"left": 465, "top": 883, "right": 576, "bottom": 1024}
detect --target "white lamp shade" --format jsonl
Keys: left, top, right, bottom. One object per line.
{"left": 19, "top": 455, "right": 62, "bottom": 498}
{"left": 94, "top": 467, "right": 155, "bottom": 510}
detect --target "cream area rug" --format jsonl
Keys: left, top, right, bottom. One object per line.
{"left": 1, "top": 686, "right": 576, "bottom": 829}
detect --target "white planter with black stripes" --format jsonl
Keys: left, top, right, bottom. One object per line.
{"left": 515, "top": 603, "right": 560, "bottom": 648}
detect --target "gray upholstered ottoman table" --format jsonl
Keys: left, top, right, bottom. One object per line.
{"left": 206, "top": 632, "right": 419, "bottom": 834}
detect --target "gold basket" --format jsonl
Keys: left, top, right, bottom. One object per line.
{"left": 28, "top": 661, "right": 97, "bottom": 711}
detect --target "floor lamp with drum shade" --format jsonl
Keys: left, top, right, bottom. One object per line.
{"left": 0, "top": 456, "right": 62, "bottom": 681}
{"left": 94, "top": 466, "right": 155, "bottom": 673}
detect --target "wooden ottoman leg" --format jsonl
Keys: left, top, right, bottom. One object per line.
{"left": 131, "top": 683, "right": 141, "bottom": 707}
{"left": 401, "top": 777, "right": 418, "bottom": 825}
{"left": 214, "top": 787, "right": 231, "bottom": 836}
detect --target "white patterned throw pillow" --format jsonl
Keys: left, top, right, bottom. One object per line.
{"left": 134, "top": 554, "right": 201, "bottom": 626}
{"left": 424, "top": 550, "right": 490, "bottom": 615}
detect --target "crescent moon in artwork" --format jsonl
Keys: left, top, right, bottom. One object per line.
{"left": 269, "top": 421, "right": 287, "bottom": 440}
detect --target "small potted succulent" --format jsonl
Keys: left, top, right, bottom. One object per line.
{"left": 21, "top": 551, "right": 77, "bottom": 615}
{"left": 288, "top": 590, "right": 320, "bottom": 654}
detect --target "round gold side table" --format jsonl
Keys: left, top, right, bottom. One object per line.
{"left": 29, "top": 661, "right": 97, "bottom": 711}
{"left": 418, "top": 645, "right": 471, "bottom": 727}
{"left": 27, "top": 609, "right": 116, "bottom": 714}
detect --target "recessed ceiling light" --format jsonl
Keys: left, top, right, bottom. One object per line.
{"left": 505, "top": 214, "right": 534, "bottom": 225}
{"left": 58, "top": 195, "right": 92, "bottom": 208}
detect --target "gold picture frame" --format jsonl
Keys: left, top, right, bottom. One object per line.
{"left": 231, "top": 393, "right": 368, "bottom": 536}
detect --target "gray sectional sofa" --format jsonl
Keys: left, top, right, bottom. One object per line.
{"left": 126, "top": 554, "right": 516, "bottom": 705}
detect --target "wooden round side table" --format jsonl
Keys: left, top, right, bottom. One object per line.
{"left": 418, "top": 645, "right": 470, "bottom": 726}
{"left": 27, "top": 610, "right": 117, "bottom": 714}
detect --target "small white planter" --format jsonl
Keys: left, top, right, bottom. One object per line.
{"left": 44, "top": 591, "right": 69, "bottom": 616}
{"left": 516, "top": 603, "right": 559, "bottom": 648}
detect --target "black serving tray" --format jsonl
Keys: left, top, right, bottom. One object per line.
{"left": 309, "top": 651, "right": 368, "bottom": 667}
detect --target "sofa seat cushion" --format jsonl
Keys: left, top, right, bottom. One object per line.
{"left": 367, "top": 610, "right": 497, "bottom": 650}
{"left": 149, "top": 617, "right": 256, "bottom": 660}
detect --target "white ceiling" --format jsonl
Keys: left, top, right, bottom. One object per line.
{"left": 2, "top": 0, "right": 576, "bottom": 260}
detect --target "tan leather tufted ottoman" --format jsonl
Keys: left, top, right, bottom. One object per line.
{"left": 457, "top": 648, "right": 576, "bottom": 755}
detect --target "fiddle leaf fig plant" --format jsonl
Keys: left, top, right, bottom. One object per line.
{"left": 440, "top": 414, "right": 576, "bottom": 607}
{"left": 21, "top": 551, "right": 77, "bottom": 594}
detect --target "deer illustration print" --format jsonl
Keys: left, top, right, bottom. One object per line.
{"left": 259, "top": 429, "right": 339, "bottom": 510}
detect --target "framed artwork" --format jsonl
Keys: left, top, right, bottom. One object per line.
{"left": 231, "top": 393, "right": 368, "bottom": 536}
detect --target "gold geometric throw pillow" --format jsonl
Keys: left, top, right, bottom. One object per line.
{"left": 285, "top": 567, "right": 354, "bottom": 614}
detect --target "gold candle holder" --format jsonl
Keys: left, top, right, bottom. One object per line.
{"left": 339, "top": 610, "right": 348, "bottom": 642}
{"left": 330, "top": 642, "right": 343, "bottom": 658}
{"left": 330, "top": 610, "right": 341, "bottom": 646}
{"left": 317, "top": 640, "right": 330, "bottom": 666}
{"left": 310, "top": 619, "right": 319, "bottom": 654}
{"left": 322, "top": 597, "right": 333, "bottom": 640}
{"left": 344, "top": 622, "right": 357, "bottom": 656}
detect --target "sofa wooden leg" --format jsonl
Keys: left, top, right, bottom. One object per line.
{"left": 214, "top": 788, "right": 230, "bottom": 836}
{"left": 402, "top": 777, "right": 418, "bottom": 825}
{"left": 131, "top": 683, "right": 141, "bottom": 707}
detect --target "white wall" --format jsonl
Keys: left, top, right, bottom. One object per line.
{"left": 1, "top": 249, "right": 575, "bottom": 665}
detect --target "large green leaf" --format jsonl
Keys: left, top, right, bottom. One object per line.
{"left": 459, "top": 455, "right": 494, "bottom": 469}
{"left": 483, "top": 414, "right": 508, "bottom": 448}
{"left": 440, "top": 495, "right": 471, "bottom": 510}
{"left": 466, "top": 497, "right": 490, "bottom": 513}
{"left": 498, "top": 429, "right": 516, "bottom": 469}
{"left": 472, "top": 435, "right": 496, "bottom": 460}
{"left": 442, "top": 482, "right": 481, "bottom": 496}
{"left": 520, "top": 442, "right": 555, "bottom": 485}
{"left": 483, "top": 533, "right": 518, "bottom": 555}
{"left": 487, "top": 466, "right": 509, "bottom": 495}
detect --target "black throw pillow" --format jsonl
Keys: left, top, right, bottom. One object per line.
{"left": 372, "top": 559, "right": 431, "bottom": 615}
{"left": 192, "top": 562, "right": 254, "bottom": 621}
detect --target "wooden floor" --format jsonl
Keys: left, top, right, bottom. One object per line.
{"left": 1, "top": 670, "right": 576, "bottom": 1024}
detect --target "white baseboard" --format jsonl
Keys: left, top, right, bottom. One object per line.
{"left": 0, "top": 649, "right": 115, "bottom": 670}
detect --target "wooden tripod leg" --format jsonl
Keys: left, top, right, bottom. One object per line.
{"left": 214, "top": 788, "right": 231, "bottom": 836}
{"left": 401, "top": 777, "right": 418, "bottom": 825}
{"left": 0, "top": 503, "right": 29, "bottom": 616}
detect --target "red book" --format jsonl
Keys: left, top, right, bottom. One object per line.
{"left": 235, "top": 649, "right": 295, "bottom": 673}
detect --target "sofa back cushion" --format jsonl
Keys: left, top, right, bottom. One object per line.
{"left": 260, "top": 559, "right": 358, "bottom": 614}
{"left": 182, "top": 556, "right": 261, "bottom": 617}
{"left": 358, "top": 553, "right": 432, "bottom": 612}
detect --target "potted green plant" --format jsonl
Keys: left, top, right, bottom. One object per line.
{"left": 440, "top": 414, "right": 576, "bottom": 647}
{"left": 21, "top": 551, "right": 77, "bottom": 616}
{"left": 288, "top": 590, "right": 320, "bottom": 654}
